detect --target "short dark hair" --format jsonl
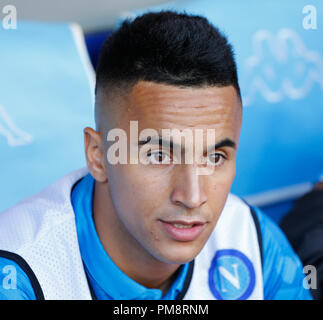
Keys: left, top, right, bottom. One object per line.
{"left": 95, "top": 10, "right": 241, "bottom": 98}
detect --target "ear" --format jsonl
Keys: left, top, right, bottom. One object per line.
{"left": 84, "top": 127, "right": 107, "bottom": 183}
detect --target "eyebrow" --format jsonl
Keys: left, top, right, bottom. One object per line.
{"left": 138, "top": 136, "right": 236, "bottom": 152}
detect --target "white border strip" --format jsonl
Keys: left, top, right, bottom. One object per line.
{"left": 70, "top": 23, "right": 96, "bottom": 107}
{"left": 244, "top": 182, "right": 314, "bottom": 207}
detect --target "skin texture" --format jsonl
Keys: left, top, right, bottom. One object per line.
{"left": 84, "top": 81, "right": 242, "bottom": 293}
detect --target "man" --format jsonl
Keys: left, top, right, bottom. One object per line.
{"left": 0, "top": 11, "right": 312, "bottom": 300}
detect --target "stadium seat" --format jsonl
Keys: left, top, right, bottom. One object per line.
{"left": 0, "top": 21, "right": 95, "bottom": 212}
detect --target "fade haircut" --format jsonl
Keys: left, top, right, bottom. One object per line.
{"left": 95, "top": 11, "right": 241, "bottom": 117}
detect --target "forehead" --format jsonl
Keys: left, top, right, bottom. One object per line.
{"left": 119, "top": 81, "right": 242, "bottom": 136}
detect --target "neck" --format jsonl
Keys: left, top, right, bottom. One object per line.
{"left": 92, "top": 180, "right": 181, "bottom": 294}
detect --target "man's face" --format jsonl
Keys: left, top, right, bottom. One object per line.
{"left": 100, "top": 81, "right": 242, "bottom": 264}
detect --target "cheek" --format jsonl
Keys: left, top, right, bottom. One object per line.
{"left": 209, "top": 168, "right": 236, "bottom": 221}
{"left": 213, "top": 176, "right": 234, "bottom": 192}
{"left": 212, "top": 167, "right": 235, "bottom": 191}
{"left": 114, "top": 181, "right": 168, "bottom": 246}
{"left": 109, "top": 166, "right": 168, "bottom": 223}
{"left": 211, "top": 181, "right": 230, "bottom": 207}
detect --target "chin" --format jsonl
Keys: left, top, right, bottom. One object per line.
{"left": 154, "top": 242, "right": 204, "bottom": 265}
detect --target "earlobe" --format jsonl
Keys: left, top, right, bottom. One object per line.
{"left": 84, "top": 127, "right": 108, "bottom": 183}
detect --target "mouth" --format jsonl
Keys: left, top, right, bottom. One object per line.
{"left": 159, "top": 219, "right": 207, "bottom": 242}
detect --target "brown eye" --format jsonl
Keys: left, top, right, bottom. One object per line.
{"left": 207, "top": 153, "right": 226, "bottom": 166}
{"left": 147, "top": 150, "right": 171, "bottom": 164}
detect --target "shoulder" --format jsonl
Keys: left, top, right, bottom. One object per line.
{"left": 0, "top": 168, "right": 88, "bottom": 253}
{"left": 0, "top": 169, "right": 88, "bottom": 300}
{"left": 251, "top": 207, "right": 313, "bottom": 300}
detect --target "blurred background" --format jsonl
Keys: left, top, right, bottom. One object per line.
{"left": 0, "top": 0, "right": 322, "bottom": 223}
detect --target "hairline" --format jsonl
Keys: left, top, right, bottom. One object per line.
{"left": 95, "top": 80, "right": 242, "bottom": 131}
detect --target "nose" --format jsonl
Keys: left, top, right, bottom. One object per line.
{"left": 170, "top": 164, "right": 208, "bottom": 209}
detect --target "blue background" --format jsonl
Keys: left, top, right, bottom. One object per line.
{"left": 0, "top": 22, "right": 95, "bottom": 211}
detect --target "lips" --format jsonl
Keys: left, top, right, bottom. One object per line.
{"left": 159, "top": 219, "right": 207, "bottom": 242}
